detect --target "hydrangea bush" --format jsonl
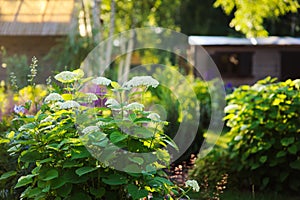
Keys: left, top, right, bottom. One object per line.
{"left": 0, "top": 69, "right": 198, "bottom": 199}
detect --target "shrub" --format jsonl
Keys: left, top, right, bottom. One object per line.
{"left": 0, "top": 69, "right": 198, "bottom": 199}
{"left": 224, "top": 77, "right": 300, "bottom": 192}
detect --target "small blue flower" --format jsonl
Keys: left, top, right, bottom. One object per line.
{"left": 14, "top": 105, "right": 26, "bottom": 114}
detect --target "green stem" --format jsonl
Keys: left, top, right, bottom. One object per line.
{"left": 178, "top": 187, "right": 192, "bottom": 199}
{"left": 149, "top": 123, "right": 159, "bottom": 149}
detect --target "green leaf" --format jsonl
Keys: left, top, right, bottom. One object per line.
{"left": 259, "top": 156, "right": 267, "bottom": 163}
{"left": 281, "top": 137, "right": 295, "bottom": 146}
{"left": 20, "top": 150, "right": 42, "bottom": 162}
{"left": 42, "top": 184, "right": 50, "bottom": 193}
{"left": 63, "top": 160, "right": 83, "bottom": 168}
{"left": 0, "top": 138, "right": 10, "bottom": 144}
{"left": 288, "top": 144, "right": 298, "bottom": 154}
{"left": 110, "top": 131, "right": 128, "bottom": 143}
{"left": 262, "top": 177, "right": 269, "bottom": 188}
{"left": 26, "top": 187, "right": 42, "bottom": 198}
{"left": 57, "top": 183, "right": 72, "bottom": 197}
{"left": 276, "top": 151, "right": 286, "bottom": 158}
{"left": 69, "top": 192, "right": 92, "bottom": 200}
{"left": 128, "top": 157, "right": 144, "bottom": 165}
{"left": 71, "top": 147, "right": 91, "bottom": 160}
{"left": 75, "top": 167, "right": 98, "bottom": 176}
{"left": 124, "top": 164, "right": 141, "bottom": 173}
{"left": 0, "top": 171, "right": 17, "bottom": 180}
{"left": 102, "top": 174, "right": 128, "bottom": 185}
{"left": 32, "top": 166, "right": 41, "bottom": 175}
{"left": 38, "top": 157, "right": 54, "bottom": 164}
{"left": 156, "top": 149, "right": 170, "bottom": 163}
{"left": 133, "top": 127, "right": 153, "bottom": 138}
{"left": 290, "top": 159, "right": 300, "bottom": 170}
{"left": 18, "top": 122, "right": 36, "bottom": 131}
{"left": 90, "top": 187, "right": 105, "bottom": 198}
{"left": 40, "top": 169, "right": 59, "bottom": 181}
{"left": 6, "top": 131, "right": 15, "bottom": 139}
{"left": 50, "top": 177, "right": 66, "bottom": 189}
{"left": 279, "top": 171, "right": 289, "bottom": 182}
{"left": 127, "top": 184, "right": 148, "bottom": 200}
{"left": 15, "top": 174, "right": 35, "bottom": 188}
{"left": 111, "top": 81, "right": 120, "bottom": 89}
{"left": 250, "top": 162, "right": 260, "bottom": 170}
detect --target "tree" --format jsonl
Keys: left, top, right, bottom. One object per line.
{"left": 178, "top": 0, "right": 239, "bottom": 36}
{"left": 214, "top": 0, "right": 300, "bottom": 37}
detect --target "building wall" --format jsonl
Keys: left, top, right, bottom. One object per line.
{"left": 252, "top": 49, "right": 280, "bottom": 80}
{"left": 194, "top": 45, "right": 297, "bottom": 86}
{"left": 0, "top": 35, "right": 65, "bottom": 83}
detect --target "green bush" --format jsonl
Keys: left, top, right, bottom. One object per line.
{"left": 224, "top": 77, "right": 300, "bottom": 192}
{"left": 0, "top": 69, "right": 200, "bottom": 199}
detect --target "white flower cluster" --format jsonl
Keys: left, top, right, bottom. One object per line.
{"left": 96, "top": 121, "right": 110, "bottom": 127}
{"left": 105, "top": 98, "right": 120, "bottom": 108}
{"left": 185, "top": 180, "right": 200, "bottom": 192}
{"left": 123, "top": 76, "right": 159, "bottom": 88}
{"left": 60, "top": 100, "right": 81, "bottom": 109}
{"left": 82, "top": 126, "right": 100, "bottom": 134}
{"left": 147, "top": 113, "right": 161, "bottom": 121}
{"left": 92, "top": 77, "right": 112, "bottom": 86}
{"left": 84, "top": 93, "right": 98, "bottom": 103}
{"left": 44, "top": 93, "right": 63, "bottom": 103}
{"left": 252, "top": 84, "right": 266, "bottom": 92}
{"left": 124, "top": 102, "right": 144, "bottom": 111}
{"left": 54, "top": 71, "right": 77, "bottom": 83}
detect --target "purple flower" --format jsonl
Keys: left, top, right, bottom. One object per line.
{"left": 225, "top": 82, "right": 234, "bottom": 93}
{"left": 14, "top": 105, "right": 26, "bottom": 114}
{"left": 80, "top": 84, "right": 107, "bottom": 107}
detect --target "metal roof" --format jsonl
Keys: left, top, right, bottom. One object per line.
{"left": 0, "top": 0, "right": 76, "bottom": 36}
{"left": 189, "top": 36, "right": 300, "bottom": 46}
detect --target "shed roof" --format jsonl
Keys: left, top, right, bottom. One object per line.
{"left": 0, "top": 0, "right": 76, "bottom": 36}
{"left": 189, "top": 36, "right": 300, "bottom": 46}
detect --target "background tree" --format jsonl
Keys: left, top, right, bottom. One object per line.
{"left": 213, "top": 0, "right": 300, "bottom": 37}
{"left": 178, "top": 0, "right": 240, "bottom": 36}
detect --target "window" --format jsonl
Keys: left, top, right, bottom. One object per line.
{"left": 211, "top": 52, "right": 253, "bottom": 77}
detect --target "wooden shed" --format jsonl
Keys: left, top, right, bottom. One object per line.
{"left": 0, "top": 0, "right": 76, "bottom": 82}
{"left": 189, "top": 36, "right": 300, "bottom": 85}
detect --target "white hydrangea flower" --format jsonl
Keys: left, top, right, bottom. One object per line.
{"left": 240, "top": 125, "right": 248, "bottom": 131}
{"left": 252, "top": 84, "right": 266, "bottom": 92}
{"left": 84, "top": 93, "right": 98, "bottom": 103}
{"left": 124, "top": 102, "right": 144, "bottom": 111}
{"left": 60, "top": 100, "right": 81, "bottom": 109}
{"left": 96, "top": 121, "right": 110, "bottom": 127}
{"left": 51, "top": 102, "right": 63, "bottom": 110}
{"left": 40, "top": 116, "right": 54, "bottom": 124}
{"left": 224, "top": 104, "right": 239, "bottom": 113}
{"left": 294, "top": 79, "right": 300, "bottom": 88}
{"left": 105, "top": 98, "right": 120, "bottom": 107}
{"left": 44, "top": 93, "right": 63, "bottom": 103}
{"left": 92, "top": 77, "right": 112, "bottom": 86}
{"left": 54, "top": 71, "right": 77, "bottom": 83}
{"left": 123, "top": 76, "right": 159, "bottom": 88}
{"left": 185, "top": 180, "right": 200, "bottom": 192}
{"left": 234, "top": 135, "right": 243, "bottom": 141}
{"left": 147, "top": 113, "right": 161, "bottom": 121}
{"left": 82, "top": 126, "right": 100, "bottom": 134}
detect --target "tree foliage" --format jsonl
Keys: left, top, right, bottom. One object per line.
{"left": 214, "top": 0, "right": 300, "bottom": 37}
